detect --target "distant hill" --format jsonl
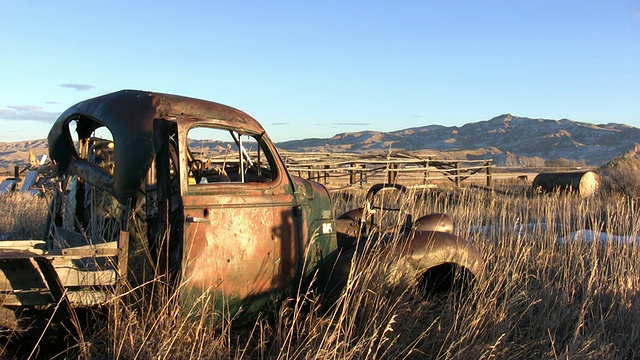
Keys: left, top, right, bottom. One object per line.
{"left": 1, "top": 114, "right": 639, "bottom": 171}
{"left": 0, "top": 139, "right": 48, "bottom": 173}
{"left": 278, "top": 114, "right": 640, "bottom": 166}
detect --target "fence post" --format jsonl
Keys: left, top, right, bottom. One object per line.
{"left": 486, "top": 160, "right": 493, "bottom": 188}
{"left": 455, "top": 162, "right": 461, "bottom": 187}
{"left": 349, "top": 162, "right": 356, "bottom": 185}
{"left": 423, "top": 160, "right": 429, "bottom": 185}
{"left": 324, "top": 164, "right": 329, "bottom": 184}
{"left": 361, "top": 164, "right": 367, "bottom": 186}
{"left": 388, "top": 162, "right": 398, "bottom": 184}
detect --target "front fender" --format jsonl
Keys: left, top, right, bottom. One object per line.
{"left": 403, "top": 231, "right": 484, "bottom": 280}
{"left": 311, "top": 230, "right": 484, "bottom": 300}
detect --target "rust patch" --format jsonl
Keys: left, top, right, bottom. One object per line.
{"left": 184, "top": 205, "right": 278, "bottom": 295}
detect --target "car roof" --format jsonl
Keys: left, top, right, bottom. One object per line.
{"left": 48, "top": 90, "right": 266, "bottom": 202}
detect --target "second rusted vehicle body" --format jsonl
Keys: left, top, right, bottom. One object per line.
{"left": 0, "top": 90, "right": 483, "bottom": 326}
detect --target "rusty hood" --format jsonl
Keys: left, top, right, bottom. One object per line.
{"left": 48, "top": 90, "right": 266, "bottom": 202}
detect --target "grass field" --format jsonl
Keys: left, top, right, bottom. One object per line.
{"left": 1, "top": 180, "right": 639, "bottom": 359}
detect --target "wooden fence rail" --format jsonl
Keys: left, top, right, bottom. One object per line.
{"left": 281, "top": 152, "right": 493, "bottom": 190}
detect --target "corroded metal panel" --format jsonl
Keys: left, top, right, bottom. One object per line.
{"left": 180, "top": 197, "right": 300, "bottom": 321}
{"left": 290, "top": 176, "right": 337, "bottom": 277}
{"left": 400, "top": 231, "right": 484, "bottom": 280}
{"left": 183, "top": 205, "right": 278, "bottom": 294}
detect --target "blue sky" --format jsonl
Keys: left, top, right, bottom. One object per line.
{"left": 1, "top": 1, "right": 638, "bottom": 142}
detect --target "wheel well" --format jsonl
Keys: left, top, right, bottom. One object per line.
{"left": 419, "top": 263, "right": 476, "bottom": 295}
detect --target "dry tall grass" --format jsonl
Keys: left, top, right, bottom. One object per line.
{"left": 1, "top": 185, "right": 639, "bottom": 359}
{"left": 0, "top": 192, "right": 48, "bottom": 240}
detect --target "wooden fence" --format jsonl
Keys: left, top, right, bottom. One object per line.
{"left": 281, "top": 151, "right": 493, "bottom": 190}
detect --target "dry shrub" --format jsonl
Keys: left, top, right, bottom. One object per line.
{"left": 598, "top": 155, "right": 640, "bottom": 198}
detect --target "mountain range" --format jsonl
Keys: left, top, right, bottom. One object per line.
{"left": 1, "top": 114, "right": 639, "bottom": 171}
{"left": 278, "top": 114, "right": 640, "bottom": 166}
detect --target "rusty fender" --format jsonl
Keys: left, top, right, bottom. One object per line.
{"left": 402, "top": 231, "right": 484, "bottom": 280}
{"left": 315, "top": 229, "right": 483, "bottom": 296}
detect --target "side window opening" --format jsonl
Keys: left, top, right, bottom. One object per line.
{"left": 186, "top": 127, "right": 276, "bottom": 185}
{"left": 56, "top": 119, "right": 120, "bottom": 246}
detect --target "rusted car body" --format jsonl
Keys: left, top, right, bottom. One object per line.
{"left": 0, "top": 90, "right": 483, "bottom": 327}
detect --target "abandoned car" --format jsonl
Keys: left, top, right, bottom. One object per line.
{"left": 0, "top": 90, "right": 483, "bottom": 328}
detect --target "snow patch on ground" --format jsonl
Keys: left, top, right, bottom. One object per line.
{"left": 469, "top": 223, "right": 639, "bottom": 245}
{"left": 557, "top": 230, "right": 640, "bottom": 245}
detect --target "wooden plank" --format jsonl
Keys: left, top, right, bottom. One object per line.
{"left": 118, "top": 230, "right": 129, "bottom": 280}
{"left": 44, "top": 241, "right": 118, "bottom": 259}
{"left": 0, "top": 289, "right": 111, "bottom": 307}
{"left": 57, "top": 248, "right": 119, "bottom": 258}
{"left": 0, "top": 241, "right": 118, "bottom": 259}
{"left": 0, "top": 257, "right": 117, "bottom": 290}
{"left": 0, "top": 240, "right": 46, "bottom": 252}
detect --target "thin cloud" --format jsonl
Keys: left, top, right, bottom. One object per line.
{"left": 271, "top": 122, "right": 290, "bottom": 126}
{"left": 45, "top": 101, "right": 60, "bottom": 104}
{"left": 8, "top": 105, "right": 42, "bottom": 111}
{"left": 0, "top": 105, "right": 60, "bottom": 123}
{"left": 60, "top": 83, "right": 96, "bottom": 91}
{"left": 333, "top": 122, "right": 371, "bottom": 126}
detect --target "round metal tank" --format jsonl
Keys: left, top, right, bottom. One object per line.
{"left": 532, "top": 171, "right": 600, "bottom": 196}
